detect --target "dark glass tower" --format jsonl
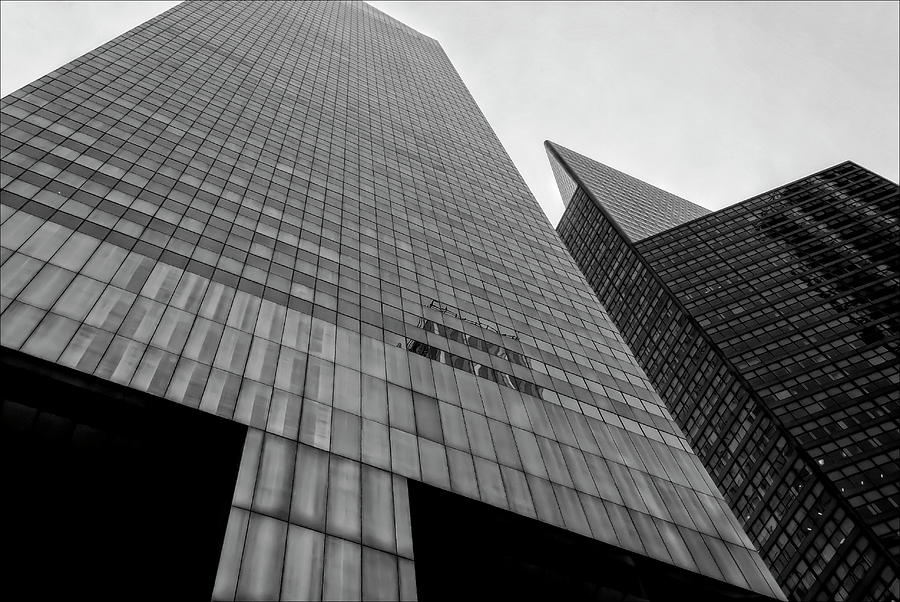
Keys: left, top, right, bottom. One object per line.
{"left": 551, "top": 140, "right": 899, "bottom": 601}
{"left": 0, "top": 2, "right": 782, "bottom": 600}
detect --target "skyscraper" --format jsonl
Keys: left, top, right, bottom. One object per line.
{"left": 551, "top": 140, "right": 899, "bottom": 601}
{"left": 0, "top": 2, "right": 784, "bottom": 600}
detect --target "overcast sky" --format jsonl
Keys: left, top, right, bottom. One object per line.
{"left": 2, "top": 1, "right": 897, "bottom": 225}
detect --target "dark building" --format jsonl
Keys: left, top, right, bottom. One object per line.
{"left": 0, "top": 2, "right": 783, "bottom": 600}
{"left": 551, "top": 140, "right": 899, "bottom": 601}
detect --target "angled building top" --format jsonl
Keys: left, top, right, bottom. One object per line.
{"left": 546, "top": 140, "right": 711, "bottom": 241}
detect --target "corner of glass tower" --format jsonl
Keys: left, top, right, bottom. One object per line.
{"left": 553, "top": 141, "right": 900, "bottom": 601}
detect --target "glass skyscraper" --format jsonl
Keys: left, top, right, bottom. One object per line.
{"left": 1, "top": 2, "right": 783, "bottom": 600}
{"left": 551, "top": 140, "right": 899, "bottom": 601}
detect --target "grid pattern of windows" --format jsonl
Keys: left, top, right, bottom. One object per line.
{"left": 554, "top": 145, "right": 898, "bottom": 601}
{"left": 639, "top": 164, "right": 899, "bottom": 559}
{"left": 0, "top": 2, "right": 782, "bottom": 600}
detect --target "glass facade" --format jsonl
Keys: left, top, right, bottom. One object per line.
{"left": 0, "top": 2, "right": 782, "bottom": 600}
{"left": 552, "top": 141, "right": 899, "bottom": 601}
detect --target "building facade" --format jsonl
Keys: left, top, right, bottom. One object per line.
{"left": 0, "top": 2, "right": 783, "bottom": 600}
{"left": 551, "top": 141, "right": 899, "bottom": 601}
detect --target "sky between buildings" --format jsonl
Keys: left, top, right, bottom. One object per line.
{"left": 2, "top": 1, "right": 897, "bottom": 226}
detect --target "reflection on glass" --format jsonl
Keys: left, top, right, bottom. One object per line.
{"left": 235, "top": 513, "right": 287, "bottom": 600}
{"left": 84, "top": 286, "right": 135, "bottom": 332}
{"left": 323, "top": 536, "right": 361, "bottom": 601}
{"left": 418, "top": 438, "right": 450, "bottom": 490}
{"left": 96, "top": 335, "right": 145, "bottom": 384}
{"left": 362, "top": 465, "right": 396, "bottom": 553}
{"left": 212, "top": 508, "right": 250, "bottom": 601}
{"left": 361, "top": 419, "right": 391, "bottom": 470}
{"left": 389, "top": 428, "right": 420, "bottom": 480}
{"left": 473, "top": 457, "right": 507, "bottom": 509}
{"left": 392, "top": 475, "right": 414, "bottom": 559}
{"left": 362, "top": 546, "right": 399, "bottom": 601}
{"left": 361, "top": 374, "right": 388, "bottom": 424}
{"left": 500, "top": 465, "right": 536, "bottom": 518}
{"left": 526, "top": 474, "right": 563, "bottom": 527}
{"left": 166, "top": 357, "right": 211, "bottom": 408}
{"left": 291, "top": 443, "right": 329, "bottom": 530}
{"left": 21, "top": 312, "right": 79, "bottom": 361}
{"left": 275, "top": 347, "right": 307, "bottom": 394}
{"left": 333, "top": 365, "right": 361, "bottom": 415}
{"left": 553, "top": 482, "right": 591, "bottom": 536}
{"left": 463, "top": 410, "right": 495, "bottom": 462}
{"left": 331, "top": 409, "right": 361, "bottom": 461}
{"left": 267, "top": 390, "right": 302, "bottom": 440}
{"left": 245, "top": 337, "right": 279, "bottom": 385}
{"left": 199, "top": 368, "right": 241, "bottom": 418}
{"left": 58, "top": 323, "right": 114, "bottom": 373}
{"left": 447, "top": 448, "right": 479, "bottom": 499}
{"left": 130, "top": 346, "right": 177, "bottom": 395}
{"left": 299, "top": 399, "right": 332, "bottom": 451}
{"left": 304, "top": 356, "right": 334, "bottom": 405}
{"left": 282, "top": 525, "right": 325, "bottom": 601}
{"left": 578, "top": 492, "right": 618, "bottom": 545}
{"left": 183, "top": 317, "right": 224, "bottom": 363}
{"left": 253, "top": 433, "right": 295, "bottom": 520}
{"left": 2, "top": 253, "right": 44, "bottom": 299}
{"left": 150, "top": 305, "right": 192, "bottom": 354}
{"left": 387, "top": 384, "right": 415, "bottom": 433}
{"left": 19, "top": 264, "right": 75, "bottom": 309}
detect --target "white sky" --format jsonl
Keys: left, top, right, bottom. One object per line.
{"left": 2, "top": 1, "right": 897, "bottom": 225}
